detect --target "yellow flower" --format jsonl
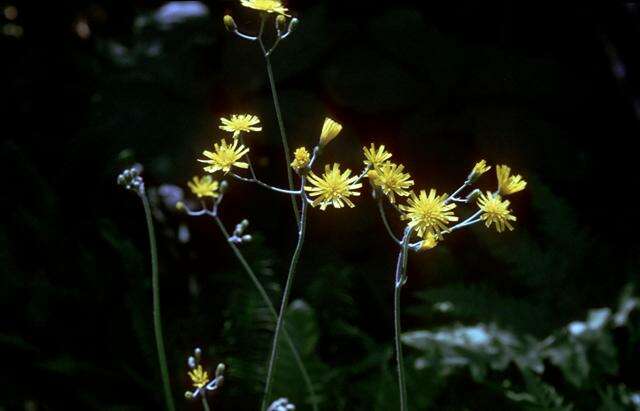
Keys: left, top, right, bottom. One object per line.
{"left": 290, "top": 147, "right": 311, "bottom": 171}
{"left": 219, "top": 114, "right": 262, "bottom": 138}
{"left": 198, "top": 138, "right": 250, "bottom": 174}
{"left": 188, "top": 365, "right": 209, "bottom": 389}
{"left": 305, "top": 163, "right": 362, "bottom": 210}
{"left": 240, "top": 0, "right": 290, "bottom": 16}
{"left": 419, "top": 232, "right": 439, "bottom": 251}
{"left": 477, "top": 191, "right": 517, "bottom": 233}
{"left": 187, "top": 175, "right": 220, "bottom": 198}
{"left": 496, "top": 165, "right": 527, "bottom": 195}
{"left": 399, "top": 189, "right": 458, "bottom": 238}
{"left": 318, "top": 117, "right": 343, "bottom": 147}
{"left": 368, "top": 162, "right": 414, "bottom": 204}
{"left": 468, "top": 159, "right": 491, "bottom": 181}
{"left": 363, "top": 143, "right": 392, "bottom": 168}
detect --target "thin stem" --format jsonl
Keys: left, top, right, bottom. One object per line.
{"left": 445, "top": 181, "right": 470, "bottom": 204}
{"left": 140, "top": 193, "right": 176, "bottom": 411}
{"left": 377, "top": 196, "right": 401, "bottom": 245}
{"left": 230, "top": 173, "right": 302, "bottom": 195}
{"left": 258, "top": 15, "right": 300, "bottom": 226}
{"left": 262, "top": 177, "right": 309, "bottom": 410}
{"left": 212, "top": 214, "right": 318, "bottom": 411}
{"left": 201, "top": 395, "right": 211, "bottom": 411}
{"left": 394, "top": 228, "right": 412, "bottom": 411}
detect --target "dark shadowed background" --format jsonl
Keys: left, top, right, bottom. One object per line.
{"left": 2, "top": 0, "right": 640, "bottom": 410}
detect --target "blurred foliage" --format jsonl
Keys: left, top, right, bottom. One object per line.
{"left": 403, "top": 288, "right": 640, "bottom": 409}
{"left": 3, "top": 0, "right": 640, "bottom": 410}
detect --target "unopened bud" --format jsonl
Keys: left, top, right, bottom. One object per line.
{"left": 276, "top": 15, "right": 287, "bottom": 33}
{"left": 219, "top": 180, "right": 229, "bottom": 193}
{"left": 176, "top": 201, "right": 185, "bottom": 211}
{"left": 241, "top": 234, "right": 252, "bottom": 242}
{"left": 215, "top": 363, "right": 226, "bottom": 378}
{"left": 465, "top": 189, "right": 481, "bottom": 202}
{"left": 188, "top": 356, "right": 196, "bottom": 368}
{"left": 223, "top": 15, "right": 237, "bottom": 32}
{"left": 194, "top": 347, "right": 202, "bottom": 360}
{"left": 240, "top": 219, "right": 249, "bottom": 229}
{"left": 288, "top": 17, "right": 299, "bottom": 34}
{"left": 185, "top": 391, "right": 194, "bottom": 399}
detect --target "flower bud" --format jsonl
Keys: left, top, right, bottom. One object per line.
{"left": 215, "top": 363, "right": 226, "bottom": 377}
{"left": 219, "top": 180, "right": 229, "bottom": 193}
{"left": 288, "top": 17, "right": 299, "bottom": 34}
{"left": 276, "top": 15, "right": 287, "bottom": 33}
{"left": 185, "top": 391, "right": 194, "bottom": 399}
{"left": 465, "top": 188, "right": 481, "bottom": 202}
{"left": 241, "top": 234, "right": 252, "bottom": 242}
{"left": 176, "top": 201, "right": 185, "bottom": 211}
{"left": 223, "top": 15, "right": 237, "bottom": 32}
{"left": 188, "top": 356, "right": 196, "bottom": 368}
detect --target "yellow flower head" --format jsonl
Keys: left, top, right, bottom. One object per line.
{"left": 188, "top": 365, "right": 209, "bottom": 389}
{"left": 477, "top": 191, "right": 517, "bottom": 233}
{"left": 187, "top": 175, "right": 219, "bottom": 198}
{"left": 363, "top": 143, "right": 392, "bottom": 168}
{"left": 318, "top": 117, "right": 343, "bottom": 147}
{"left": 419, "top": 232, "right": 439, "bottom": 251}
{"left": 468, "top": 159, "right": 491, "bottom": 181}
{"left": 240, "top": 0, "right": 290, "bottom": 16}
{"left": 290, "top": 147, "right": 311, "bottom": 171}
{"left": 305, "top": 163, "right": 362, "bottom": 210}
{"left": 367, "top": 162, "right": 414, "bottom": 204}
{"left": 219, "top": 114, "right": 262, "bottom": 138}
{"left": 496, "top": 165, "right": 527, "bottom": 195}
{"left": 198, "top": 138, "right": 250, "bottom": 174}
{"left": 399, "top": 189, "right": 458, "bottom": 238}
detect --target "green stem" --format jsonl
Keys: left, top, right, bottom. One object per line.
{"left": 394, "top": 228, "right": 412, "bottom": 411}
{"left": 263, "top": 51, "right": 300, "bottom": 226}
{"left": 212, "top": 215, "right": 318, "bottom": 411}
{"left": 262, "top": 179, "right": 309, "bottom": 410}
{"left": 140, "top": 193, "right": 176, "bottom": 411}
{"left": 201, "top": 395, "right": 211, "bottom": 411}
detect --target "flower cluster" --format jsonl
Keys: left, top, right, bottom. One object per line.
{"left": 184, "top": 348, "right": 225, "bottom": 400}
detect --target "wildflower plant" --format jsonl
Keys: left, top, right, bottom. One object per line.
{"left": 184, "top": 348, "right": 225, "bottom": 411}
{"left": 118, "top": 1, "right": 528, "bottom": 410}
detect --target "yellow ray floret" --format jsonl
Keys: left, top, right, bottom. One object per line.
{"left": 420, "top": 232, "right": 439, "bottom": 251}
{"left": 367, "top": 162, "right": 414, "bottom": 204}
{"left": 219, "top": 114, "right": 262, "bottom": 138}
{"left": 496, "top": 165, "right": 527, "bottom": 195}
{"left": 290, "top": 147, "right": 311, "bottom": 171}
{"left": 198, "top": 138, "right": 249, "bottom": 174}
{"left": 188, "top": 365, "right": 209, "bottom": 389}
{"left": 363, "top": 143, "right": 392, "bottom": 168}
{"left": 305, "top": 163, "right": 362, "bottom": 210}
{"left": 318, "top": 117, "right": 343, "bottom": 147}
{"left": 240, "top": 0, "right": 290, "bottom": 16}
{"left": 468, "top": 159, "right": 491, "bottom": 181}
{"left": 399, "top": 189, "right": 458, "bottom": 238}
{"left": 477, "top": 191, "right": 517, "bottom": 233}
{"left": 187, "top": 175, "right": 219, "bottom": 198}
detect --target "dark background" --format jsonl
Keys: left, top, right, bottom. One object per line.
{"left": 2, "top": 0, "right": 640, "bottom": 410}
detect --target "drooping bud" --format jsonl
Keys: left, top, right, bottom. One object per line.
{"left": 223, "top": 15, "right": 237, "bottom": 32}
{"left": 287, "top": 17, "right": 299, "bottom": 34}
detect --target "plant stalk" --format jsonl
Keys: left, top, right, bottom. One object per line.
{"left": 394, "top": 228, "right": 412, "bottom": 411}
{"left": 212, "top": 215, "right": 318, "bottom": 411}
{"left": 141, "top": 193, "right": 176, "bottom": 411}
{"left": 262, "top": 178, "right": 309, "bottom": 410}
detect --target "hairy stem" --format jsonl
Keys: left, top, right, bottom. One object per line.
{"left": 262, "top": 179, "right": 309, "bottom": 410}
{"left": 212, "top": 215, "right": 318, "bottom": 411}
{"left": 140, "top": 193, "right": 176, "bottom": 411}
{"left": 394, "top": 228, "right": 412, "bottom": 411}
